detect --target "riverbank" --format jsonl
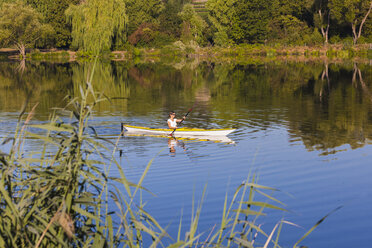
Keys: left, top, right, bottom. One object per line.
{"left": 1, "top": 44, "right": 372, "bottom": 62}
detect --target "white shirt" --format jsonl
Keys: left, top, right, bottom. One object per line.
{"left": 167, "top": 118, "right": 178, "bottom": 128}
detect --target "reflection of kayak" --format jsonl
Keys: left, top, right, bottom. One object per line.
{"left": 123, "top": 125, "right": 235, "bottom": 136}
{"left": 124, "top": 133, "right": 235, "bottom": 144}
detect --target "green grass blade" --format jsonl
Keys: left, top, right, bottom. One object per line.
{"left": 241, "top": 201, "right": 288, "bottom": 212}
{"left": 293, "top": 206, "right": 343, "bottom": 248}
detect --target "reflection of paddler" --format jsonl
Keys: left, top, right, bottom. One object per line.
{"left": 168, "top": 138, "right": 178, "bottom": 153}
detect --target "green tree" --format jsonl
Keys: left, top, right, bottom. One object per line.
{"left": 268, "top": 0, "right": 313, "bottom": 44}
{"left": 158, "top": 0, "right": 183, "bottom": 38}
{"left": 26, "top": 0, "right": 79, "bottom": 48}
{"left": 65, "top": 0, "right": 127, "bottom": 53}
{"left": 125, "top": 0, "right": 164, "bottom": 36}
{"left": 0, "top": 2, "right": 54, "bottom": 56}
{"left": 178, "top": 4, "right": 207, "bottom": 44}
{"left": 329, "top": 0, "right": 372, "bottom": 44}
{"left": 313, "top": 0, "right": 330, "bottom": 44}
{"left": 362, "top": 14, "right": 372, "bottom": 41}
{"left": 231, "top": 0, "right": 272, "bottom": 44}
{"left": 206, "top": 0, "right": 237, "bottom": 46}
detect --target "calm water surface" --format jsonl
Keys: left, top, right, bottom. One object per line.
{"left": 0, "top": 59, "right": 372, "bottom": 247}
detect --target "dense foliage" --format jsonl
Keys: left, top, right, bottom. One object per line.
{"left": 0, "top": 0, "right": 371, "bottom": 51}
{"left": 0, "top": 2, "right": 54, "bottom": 55}
{"left": 65, "top": 0, "right": 127, "bottom": 53}
{"left": 26, "top": 0, "right": 79, "bottom": 48}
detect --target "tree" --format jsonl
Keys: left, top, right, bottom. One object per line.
{"left": 206, "top": 0, "right": 237, "bottom": 46}
{"left": 329, "top": 0, "right": 372, "bottom": 44}
{"left": 231, "top": 0, "right": 272, "bottom": 44}
{"left": 128, "top": 23, "right": 159, "bottom": 46}
{"left": 178, "top": 4, "right": 207, "bottom": 44}
{"left": 125, "top": 0, "right": 164, "bottom": 36}
{"left": 313, "top": 0, "right": 331, "bottom": 44}
{"left": 158, "top": 0, "right": 183, "bottom": 38}
{"left": 26, "top": 0, "right": 79, "bottom": 48}
{"left": 0, "top": 2, "right": 54, "bottom": 56}
{"left": 65, "top": 0, "right": 127, "bottom": 53}
{"left": 267, "top": 0, "right": 313, "bottom": 44}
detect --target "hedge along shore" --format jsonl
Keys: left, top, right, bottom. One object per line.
{"left": 1, "top": 44, "right": 372, "bottom": 62}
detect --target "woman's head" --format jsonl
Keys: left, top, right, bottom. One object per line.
{"left": 169, "top": 111, "right": 175, "bottom": 118}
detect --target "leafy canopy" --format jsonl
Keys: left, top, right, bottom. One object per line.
{"left": 231, "top": 0, "right": 273, "bottom": 44}
{"left": 206, "top": 0, "right": 238, "bottom": 46}
{"left": 125, "top": 0, "right": 164, "bottom": 35}
{"left": 26, "top": 0, "right": 79, "bottom": 48}
{"left": 65, "top": 0, "right": 128, "bottom": 53}
{"left": 0, "top": 2, "right": 54, "bottom": 49}
{"left": 179, "top": 4, "right": 207, "bottom": 44}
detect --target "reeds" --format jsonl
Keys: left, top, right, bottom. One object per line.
{"left": 0, "top": 64, "right": 163, "bottom": 247}
{"left": 0, "top": 63, "right": 338, "bottom": 247}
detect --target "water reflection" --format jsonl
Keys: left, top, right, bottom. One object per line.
{"left": 0, "top": 58, "right": 371, "bottom": 155}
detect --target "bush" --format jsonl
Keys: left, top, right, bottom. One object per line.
{"left": 132, "top": 47, "right": 141, "bottom": 57}
{"left": 118, "top": 43, "right": 135, "bottom": 52}
{"left": 61, "top": 51, "right": 70, "bottom": 58}
{"left": 172, "top": 41, "right": 187, "bottom": 51}
{"left": 129, "top": 23, "right": 158, "bottom": 47}
{"left": 357, "top": 36, "right": 367, "bottom": 44}
{"left": 366, "top": 34, "right": 372, "bottom": 43}
{"left": 342, "top": 37, "right": 354, "bottom": 49}
{"left": 367, "top": 48, "right": 372, "bottom": 59}
{"left": 76, "top": 50, "right": 94, "bottom": 58}
{"left": 151, "top": 31, "right": 176, "bottom": 47}
{"left": 329, "top": 35, "right": 341, "bottom": 44}
{"left": 29, "top": 49, "right": 42, "bottom": 59}
{"left": 310, "top": 29, "right": 324, "bottom": 45}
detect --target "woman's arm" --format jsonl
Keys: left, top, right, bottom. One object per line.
{"left": 176, "top": 116, "right": 186, "bottom": 123}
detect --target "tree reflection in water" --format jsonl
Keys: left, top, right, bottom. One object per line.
{"left": 0, "top": 58, "right": 371, "bottom": 155}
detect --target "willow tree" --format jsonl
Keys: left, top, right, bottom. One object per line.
{"left": 65, "top": 0, "right": 127, "bottom": 53}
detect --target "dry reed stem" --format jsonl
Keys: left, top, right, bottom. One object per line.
{"left": 35, "top": 204, "right": 63, "bottom": 248}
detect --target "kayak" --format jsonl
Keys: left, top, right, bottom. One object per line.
{"left": 122, "top": 125, "right": 235, "bottom": 137}
{"left": 124, "top": 133, "right": 235, "bottom": 144}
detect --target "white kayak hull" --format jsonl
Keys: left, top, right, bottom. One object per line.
{"left": 123, "top": 125, "right": 235, "bottom": 137}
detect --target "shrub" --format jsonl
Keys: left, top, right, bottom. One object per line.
{"left": 61, "top": 51, "right": 70, "bottom": 58}
{"left": 76, "top": 50, "right": 94, "bottom": 58}
{"left": 357, "top": 36, "right": 367, "bottom": 44}
{"left": 329, "top": 35, "right": 341, "bottom": 44}
{"left": 172, "top": 40, "right": 187, "bottom": 51}
{"left": 310, "top": 29, "right": 324, "bottom": 45}
{"left": 128, "top": 23, "right": 158, "bottom": 47}
{"left": 151, "top": 31, "right": 176, "bottom": 47}
{"left": 342, "top": 37, "right": 354, "bottom": 49}
{"left": 132, "top": 47, "right": 141, "bottom": 57}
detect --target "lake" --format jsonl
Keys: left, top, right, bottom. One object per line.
{"left": 0, "top": 58, "right": 371, "bottom": 247}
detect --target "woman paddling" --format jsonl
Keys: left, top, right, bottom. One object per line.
{"left": 167, "top": 111, "right": 186, "bottom": 129}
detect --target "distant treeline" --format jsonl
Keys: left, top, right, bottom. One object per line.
{"left": 0, "top": 0, "right": 371, "bottom": 55}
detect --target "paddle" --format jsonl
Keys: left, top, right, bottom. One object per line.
{"left": 170, "top": 104, "right": 196, "bottom": 137}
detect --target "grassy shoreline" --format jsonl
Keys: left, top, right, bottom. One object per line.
{"left": 1, "top": 44, "right": 372, "bottom": 62}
